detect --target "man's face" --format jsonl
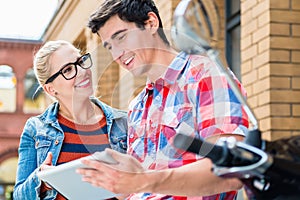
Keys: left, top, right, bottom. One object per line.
{"left": 98, "top": 15, "right": 155, "bottom": 77}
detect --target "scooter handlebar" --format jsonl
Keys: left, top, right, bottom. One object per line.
{"left": 173, "top": 133, "right": 264, "bottom": 168}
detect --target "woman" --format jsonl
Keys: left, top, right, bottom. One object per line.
{"left": 13, "top": 40, "right": 127, "bottom": 200}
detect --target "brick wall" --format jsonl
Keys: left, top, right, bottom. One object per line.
{"left": 241, "top": 0, "right": 300, "bottom": 140}
{"left": 0, "top": 40, "right": 42, "bottom": 163}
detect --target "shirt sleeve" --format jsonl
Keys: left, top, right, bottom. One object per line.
{"left": 188, "top": 55, "right": 249, "bottom": 139}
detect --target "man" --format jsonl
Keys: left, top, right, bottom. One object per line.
{"left": 77, "top": 0, "right": 249, "bottom": 199}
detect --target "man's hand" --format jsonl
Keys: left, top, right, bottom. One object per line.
{"left": 77, "top": 148, "right": 146, "bottom": 195}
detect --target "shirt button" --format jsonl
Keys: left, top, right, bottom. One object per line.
{"left": 55, "top": 140, "right": 59, "bottom": 145}
{"left": 155, "top": 96, "right": 161, "bottom": 101}
{"left": 35, "top": 141, "right": 39, "bottom": 148}
{"left": 129, "top": 134, "right": 134, "bottom": 139}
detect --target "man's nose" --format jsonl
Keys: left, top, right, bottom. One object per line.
{"left": 111, "top": 46, "right": 124, "bottom": 61}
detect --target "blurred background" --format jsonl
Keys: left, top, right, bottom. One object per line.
{"left": 0, "top": 0, "right": 299, "bottom": 199}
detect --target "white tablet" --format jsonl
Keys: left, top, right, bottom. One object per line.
{"left": 37, "top": 151, "right": 118, "bottom": 200}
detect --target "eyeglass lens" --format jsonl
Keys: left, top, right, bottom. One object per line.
{"left": 78, "top": 54, "right": 92, "bottom": 69}
{"left": 61, "top": 64, "right": 77, "bottom": 80}
{"left": 61, "top": 54, "right": 92, "bottom": 80}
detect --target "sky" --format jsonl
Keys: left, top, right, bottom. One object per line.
{"left": 0, "top": 0, "right": 59, "bottom": 40}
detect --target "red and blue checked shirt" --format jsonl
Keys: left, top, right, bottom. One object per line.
{"left": 127, "top": 52, "right": 249, "bottom": 200}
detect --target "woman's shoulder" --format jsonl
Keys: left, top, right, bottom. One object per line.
{"left": 26, "top": 101, "right": 59, "bottom": 124}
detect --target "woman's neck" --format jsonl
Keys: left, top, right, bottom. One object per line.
{"left": 58, "top": 100, "right": 103, "bottom": 125}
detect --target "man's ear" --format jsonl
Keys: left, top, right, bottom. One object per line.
{"left": 43, "top": 84, "right": 56, "bottom": 97}
{"left": 145, "top": 12, "right": 159, "bottom": 34}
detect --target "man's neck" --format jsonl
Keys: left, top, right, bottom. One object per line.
{"left": 147, "top": 47, "right": 178, "bottom": 82}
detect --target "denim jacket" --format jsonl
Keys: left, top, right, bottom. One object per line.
{"left": 13, "top": 97, "right": 128, "bottom": 200}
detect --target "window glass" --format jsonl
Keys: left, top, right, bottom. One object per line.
{"left": 23, "top": 68, "right": 46, "bottom": 113}
{"left": 0, "top": 157, "right": 18, "bottom": 200}
{"left": 0, "top": 65, "right": 16, "bottom": 112}
{"left": 226, "top": 0, "right": 241, "bottom": 81}
{"left": 230, "top": 0, "right": 241, "bottom": 16}
{"left": 229, "top": 26, "right": 241, "bottom": 80}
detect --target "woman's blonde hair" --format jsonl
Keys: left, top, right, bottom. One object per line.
{"left": 33, "top": 40, "right": 74, "bottom": 86}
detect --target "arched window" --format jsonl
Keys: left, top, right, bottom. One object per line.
{"left": 0, "top": 156, "right": 18, "bottom": 200}
{"left": 23, "top": 68, "right": 46, "bottom": 113}
{"left": 0, "top": 65, "right": 16, "bottom": 113}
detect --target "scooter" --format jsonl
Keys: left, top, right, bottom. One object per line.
{"left": 171, "top": 0, "right": 300, "bottom": 199}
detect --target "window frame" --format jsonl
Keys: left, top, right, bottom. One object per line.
{"left": 225, "top": 0, "right": 241, "bottom": 80}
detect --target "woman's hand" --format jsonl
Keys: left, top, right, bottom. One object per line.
{"left": 39, "top": 152, "right": 54, "bottom": 188}
{"left": 39, "top": 152, "right": 54, "bottom": 171}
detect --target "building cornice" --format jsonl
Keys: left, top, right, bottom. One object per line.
{"left": 0, "top": 39, "right": 42, "bottom": 50}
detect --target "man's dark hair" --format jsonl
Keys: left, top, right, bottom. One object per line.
{"left": 88, "top": 0, "right": 170, "bottom": 46}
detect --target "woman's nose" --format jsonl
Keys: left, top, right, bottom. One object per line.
{"left": 76, "top": 64, "right": 87, "bottom": 77}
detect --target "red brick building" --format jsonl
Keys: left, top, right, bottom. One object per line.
{"left": 0, "top": 39, "right": 44, "bottom": 198}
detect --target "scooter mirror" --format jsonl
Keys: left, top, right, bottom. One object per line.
{"left": 171, "top": 0, "right": 259, "bottom": 132}
{"left": 171, "top": 0, "right": 220, "bottom": 54}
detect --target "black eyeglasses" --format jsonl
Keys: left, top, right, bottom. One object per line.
{"left": 45, "top": 53, "right": 92, "bottom": 84}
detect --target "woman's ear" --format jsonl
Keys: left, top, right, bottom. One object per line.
{"left": 43, "top": 84, "right": 56, "bottom": 97}
{"left": 145, "top": 12, "right": 159, "bottom": 34}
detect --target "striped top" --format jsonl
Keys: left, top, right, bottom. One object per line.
{"left": 55, "top": 114, "right": 110, "bottom": 200}
{"left": 56, "top": 114, "right": 110, "bottom": 164}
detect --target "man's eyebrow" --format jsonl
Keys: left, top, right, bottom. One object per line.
{"left": 111, "top": 29, "right": 127, "bottom": 39}
{"left": 102, "top": 29, "right": 128, "bottom": 49}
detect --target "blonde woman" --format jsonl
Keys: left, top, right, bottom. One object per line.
{"left": 13, "top": 40, "right": 127, "bottom": 200}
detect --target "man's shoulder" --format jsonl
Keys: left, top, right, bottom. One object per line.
{"left": 188, "top": 54, "right": 214, "bottom": 68}
{"left": 177, "top": 54, "right": 215, "bottom": 83}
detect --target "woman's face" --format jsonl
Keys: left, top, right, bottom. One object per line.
{"left": 47, "top": 44, "right": 93, "bottom": 101}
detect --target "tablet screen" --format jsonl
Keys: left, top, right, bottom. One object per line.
{"left": 37, "top": 151, "right": 117, "bottom": 200}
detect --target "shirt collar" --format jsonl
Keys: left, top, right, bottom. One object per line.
{"left": 141, "top": 51, "right": 189, "bottom": 99}
{"left": 148, "top": 51, "right": 190, "bottom": 86}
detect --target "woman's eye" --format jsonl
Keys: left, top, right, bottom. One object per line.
{"left": 78, "top": 56, "right": 86, "bottom": 65}
{"left": 62, "top": 65, "right": 73, "bottom": 74}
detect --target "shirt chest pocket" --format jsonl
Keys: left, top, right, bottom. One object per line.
{"left": 152, "top": 106, "right": 196, "bottom": 160}
{"left": 35, "top": 135, "right": 53, "bottom": 164}
{"left": 154, "top": 106, "right": 194, "bottom": 146}
{"left": 161, "top": 106, "right": 194, "bottom": 129}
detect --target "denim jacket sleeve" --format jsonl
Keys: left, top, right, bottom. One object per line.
{"left": 109, "top": 108, "right": 128, "bottom": 153}
{"left": 13, "top": 117, "right": 57, "bottom": 200}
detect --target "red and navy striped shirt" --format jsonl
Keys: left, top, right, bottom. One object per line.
{"left": 55, "top": 114, "right": 110, "bottom": 200}
{"left": 56, "top": 114, "right": 110, "bottom": 165}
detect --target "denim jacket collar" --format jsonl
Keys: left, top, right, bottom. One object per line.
{"left": 37, "top": 96, "right": 124, "bottom": 127}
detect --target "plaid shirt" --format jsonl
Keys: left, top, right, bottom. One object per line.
{"left": 127, "top": 52, "right": 249, "bottom": 200}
